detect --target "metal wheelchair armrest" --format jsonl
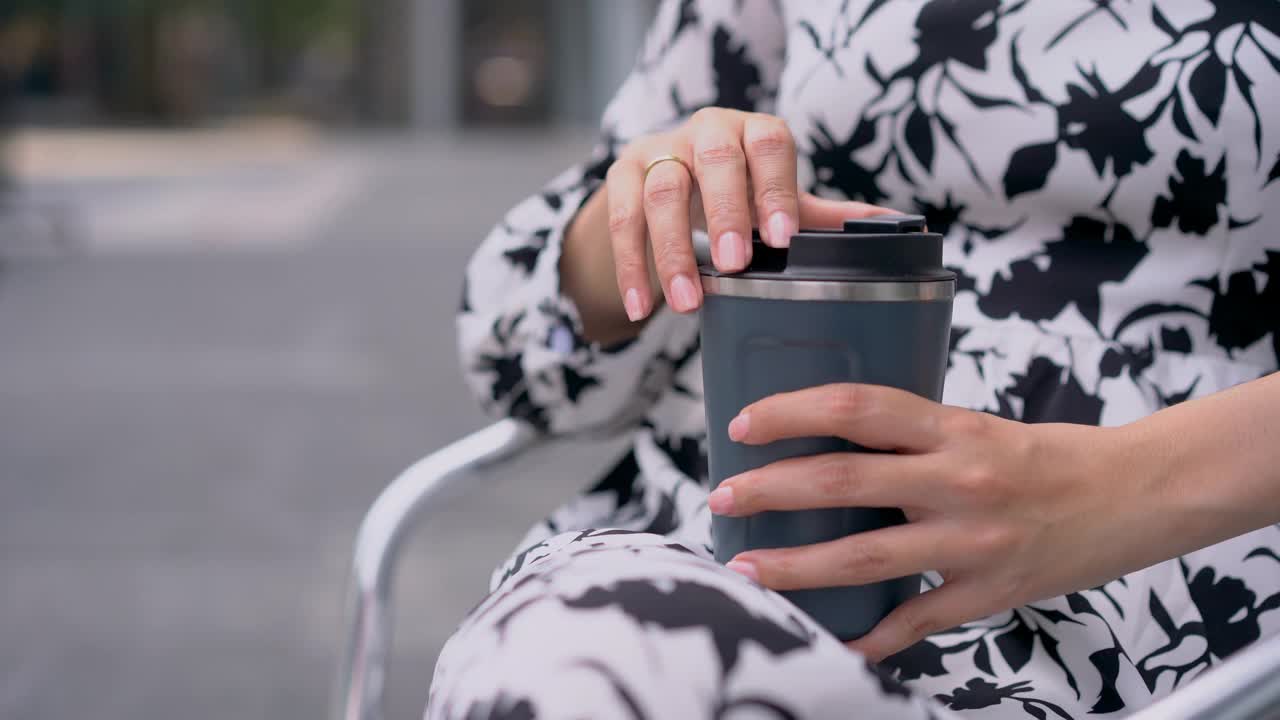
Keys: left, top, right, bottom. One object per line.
{"left": 332, "top": 417, "right": 1280, "bottom": 720}
{"left": 332, "top": 418, "right": 545, "bottom": 720}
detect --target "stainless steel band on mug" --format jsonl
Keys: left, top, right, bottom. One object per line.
{"left": 700, "top": 275, "right": 956, "bottom": 302}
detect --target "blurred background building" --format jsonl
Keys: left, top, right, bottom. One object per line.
{"left": 0, "top": 0, "right": 656, "bottom": 128}
{"left": 1, "top": 2, "right": 656, "bottom": 719}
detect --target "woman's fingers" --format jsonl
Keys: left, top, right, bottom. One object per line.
{"left": 730, "top": 383, "right": 950, "bottom": 453}
{"left": 709, "top": 452, "right": 937, "bottom": 516}
{"left": 606, "top": 159, "right": 654, "bottom": 322}
{"left": 847, "top": 580, "right": 992, "bottom": 662}
{"left": 690, "top": 111, "right": 752, "bottom": 273}
{"left": 641, "top": 145, "right": 702, "bottom": 313}
{"left": 743, "top": 114, "right": 800, "bottom": 248}
{"left": 728, "top": 523, "right": 956, "bottom": 591}
{"left": 799, "top": 194, "right": 898, "bottom": 229}
{"left": 612, "top": 111, "right": 817, "bottom": 314}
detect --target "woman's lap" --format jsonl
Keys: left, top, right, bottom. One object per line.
{"left": 427, "top": 530, "right": 940, "bottom": 719}
{"left": 428, "top": 526, "right": 1280, "bottom": 719}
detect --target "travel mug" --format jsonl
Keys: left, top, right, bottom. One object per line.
{"left": 700, "top": 214, "right": 955, "bottom": 641}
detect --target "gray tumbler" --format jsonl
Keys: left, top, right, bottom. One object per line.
{"left": 700, "top": 214, "right": 955, "bottom": 641}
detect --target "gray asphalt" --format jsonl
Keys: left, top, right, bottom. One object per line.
{"left": 0, "top": 131, "right": 626, "bottom": 719}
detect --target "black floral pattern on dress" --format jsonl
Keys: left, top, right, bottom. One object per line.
{"left": 969, "top": 216, "right": 1147, "bottom": 328}
{"left": 935, "top": 678, "right": 1072, "bottom": 719}
{"left": 564, "top": 578, "right": 809, "bottom": 677}
{"left": 1151, "top": 151, "right": 1227, "bottom": 234}
{"left": 1185, "top": 550, "right": 1280, "bottom": 659}
{"left": 809, "top": 118, "right": 888, "bottom": 204}
{"left": 1195, "top": 252, "right": 1280, "bottom": 359}
{"left": 906, "top": 0, "right": 1005, "bottom": 74}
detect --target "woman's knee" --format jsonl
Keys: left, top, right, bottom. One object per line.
{"left": 427, "top": 531, "right": 925, "bottom": 719}
{"left": 430, "top": 535, "right": 742, "bottom": 717}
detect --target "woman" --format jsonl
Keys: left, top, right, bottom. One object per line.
{"left": 436, "top": 2, "right": 1280, "bottom": 717}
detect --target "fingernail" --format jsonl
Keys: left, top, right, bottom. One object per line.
{"left": 727, "top": 413, "right": 749, "bottom": 441}
{"left": 623, "top": 288, "right": 646, "bottom": 322}
{"left": 717, "top": 232, "right": 746, "bottom": 271}
{"left": 726, "top": 559, "right": 759, "bottom": 583}
{"left": 707, "top": 486, "right": 734, "bottom": 515}
{"left": 767, "top": 211, "right": 794, "bottom": 248}
{"left": 669, "top": 274, "right": 700, "bottom": 313}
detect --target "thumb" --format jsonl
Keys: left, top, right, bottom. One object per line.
{"left": 799, "top": 193, "right": 899, "bottom": 230}
{"left": 846, "top": 580, "right": 987, "bottom": 662}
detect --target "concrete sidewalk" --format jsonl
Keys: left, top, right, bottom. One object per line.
{"left": 0, "top": 127, "right": 624, "bottom": 719}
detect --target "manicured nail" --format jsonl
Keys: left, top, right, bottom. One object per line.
{"left": 623, "top": 288, "right": 646, "bottom": 322}
{"left": 726, "top": 559, "right": 759, "bottom": 582}
{"left": 717, "top": 231, "right": 746, "bottom": 271}
{"left": 669, "top": 274, "right": 700, "bottom": 313}
{"left": 707, "top": 486, "right": 734, "bottom": 515}
{"left": 728, "top": 413, "right": 749, "bottom": 441}
{"left": 767, "top": 211, "right": 794, "bottom": 248}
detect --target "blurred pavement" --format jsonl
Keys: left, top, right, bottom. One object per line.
{"left": 0, "top": 126, "right": 626, "bottom": 719}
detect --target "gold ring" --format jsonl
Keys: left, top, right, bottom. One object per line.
{"left": 643, "top": 154, "right": 691, "bottom": 182}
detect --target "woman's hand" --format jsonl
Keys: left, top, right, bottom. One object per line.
{"left": 561, "top": 108, "right": 893, "bottom": 345}
{"left": 606, "top": 108, "right": 890, "bottom": 319}
{"left": 706, "top": 383, "right": 1166, "bottom": 662}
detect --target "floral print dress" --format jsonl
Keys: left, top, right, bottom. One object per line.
{"left": 433, "top": 1, "right": 1280, "bottom": 718}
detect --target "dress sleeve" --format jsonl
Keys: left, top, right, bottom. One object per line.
{"left": 457, "top": 0, "right": 786, "bottom": 435}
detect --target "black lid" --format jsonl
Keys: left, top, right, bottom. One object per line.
{"left": 698, "top": 214, "right": 955, "bottom": 282}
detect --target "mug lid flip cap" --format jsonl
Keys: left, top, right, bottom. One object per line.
{"left": 698, "top": 214, "right": 956, "bottom": 302}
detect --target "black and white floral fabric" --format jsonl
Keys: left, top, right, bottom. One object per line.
{"left": 437, "top": 1, "right": 1280, "bottom": 717}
